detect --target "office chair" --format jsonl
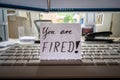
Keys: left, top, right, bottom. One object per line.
{"left": 82, "top": 27, "right": 93, "bottom": 36}
{"left": 34, "top": 20, "right": 52, "bottom": 43}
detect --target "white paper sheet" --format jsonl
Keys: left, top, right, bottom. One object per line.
{"left": 40, "top": 23, "right": 81, "bottom": 60}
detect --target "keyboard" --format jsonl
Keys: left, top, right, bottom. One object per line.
{"left": 0, "top": 43, "right": 120, "bottom": 66}
{"left": 0, "top": 44, "right": 40, "bottom": 66}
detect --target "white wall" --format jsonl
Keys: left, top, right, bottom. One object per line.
{"left": 111, "top": 13, "right": 120, "bottom": 37}
{"left": 95, "top": 13, "right": 112, "bottom": 32}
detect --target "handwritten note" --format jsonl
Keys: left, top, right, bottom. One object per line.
{"left": 40, "top": 23, "right": 81, "bottom": 60}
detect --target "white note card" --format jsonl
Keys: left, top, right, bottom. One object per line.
{"left": 40, "top": 23, "right": 81, "bottom": 60}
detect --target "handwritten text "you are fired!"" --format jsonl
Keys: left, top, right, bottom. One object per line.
{"left": 42, "top": 27, "right": 72, "bottom": 39}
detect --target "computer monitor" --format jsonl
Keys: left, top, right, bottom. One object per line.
{"left": 1, "top": 0, "right": 120, "bottom": 78}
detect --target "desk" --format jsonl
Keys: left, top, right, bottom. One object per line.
{"left": 0, "top": 39, "right": 120, "bottom": 78}
{"left": 0, "top": 66, "right": 120, "bottom": 78}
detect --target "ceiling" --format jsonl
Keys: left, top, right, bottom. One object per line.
{"left": 0, "top": 0, "right": 120, "bottom": 12}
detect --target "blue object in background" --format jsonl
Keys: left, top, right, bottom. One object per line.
{"left": 80, "top": 18, "right": 84, "bottom": 24}
{"left": 0, "top": 9, "right": 8, "bottom": 41}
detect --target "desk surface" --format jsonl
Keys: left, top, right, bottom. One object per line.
{"left": 0, "top": 66, "right": 120, "bottom": 78}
